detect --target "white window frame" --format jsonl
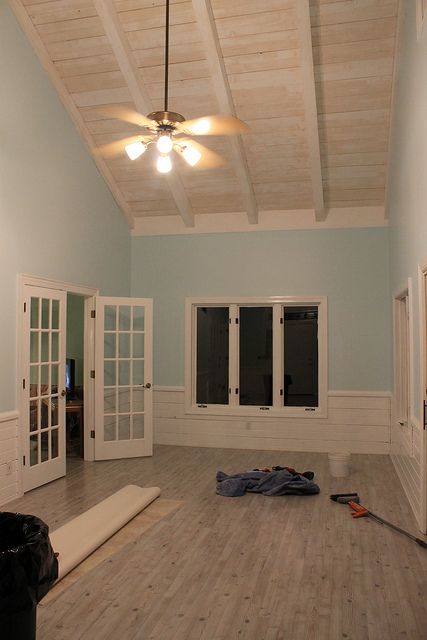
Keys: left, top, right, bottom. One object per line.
{"left": 185, "top": 296, "right": 328, "bottom": 418}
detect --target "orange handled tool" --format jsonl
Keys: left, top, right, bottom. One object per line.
{"left": 348, "top": 501, "right": 369, "bottom": 518}
{"left": 347, "top": 500, "right": 427, "bottom": 548}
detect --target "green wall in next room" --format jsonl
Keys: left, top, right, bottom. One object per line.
{"left": 131, "top": 227, "right": 391, "bottom": 392}
{"left": 67, "top": 295, "right": 85, "bottom": 387}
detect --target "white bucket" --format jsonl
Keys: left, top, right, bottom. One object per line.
{"left": 328, "top": 452, "right": 350, "bottom": 477}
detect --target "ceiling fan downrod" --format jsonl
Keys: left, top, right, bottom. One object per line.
{"left": 164, "top": 0, "right": 170, "bottom": 113}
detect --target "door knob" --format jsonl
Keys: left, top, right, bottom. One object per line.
{"left": 61, "top": 389, "right": 66, "bottom": 397}
{"left": 143, "top": 382, "right": 152, "bottom": 389}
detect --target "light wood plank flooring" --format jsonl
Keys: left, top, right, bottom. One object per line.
{"left": 6, "top": 446, "right": 427, "bottom": 639}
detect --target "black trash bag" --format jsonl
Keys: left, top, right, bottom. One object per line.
{"left": 0, "top": 512, "right": 58, "bottom": 640}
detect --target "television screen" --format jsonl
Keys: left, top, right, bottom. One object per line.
{"left": 66, "top": 358, "right": 75, "bottom": 397}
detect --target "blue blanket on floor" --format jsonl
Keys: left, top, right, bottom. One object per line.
{"left": 216, "top": 469, "right": 320, "bottom": 497}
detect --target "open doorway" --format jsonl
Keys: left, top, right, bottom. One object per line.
{"left": 66, "top": 294, "right": 85, "bottom": 459}
{"left": 19, "top": 275, "right": 154, "bottom": 494}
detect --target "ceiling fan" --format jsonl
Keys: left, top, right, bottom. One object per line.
{"left": 99, "top": 0, "right": 248, "bottom": 173}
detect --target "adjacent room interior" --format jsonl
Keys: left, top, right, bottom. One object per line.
{"left": 66, "top": 293, "right": 85, "bottom": 458}
{"left": 2, "top": 0, "right": 427, "bottom": 638}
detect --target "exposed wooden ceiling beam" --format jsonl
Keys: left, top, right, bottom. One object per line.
{"left": 384, "top": 0, "right": 402, "bottom": 220}
{"left": 191, "top": 0, "right": 258, "bottom": 225}
{"left": 8, "top": 0, "right": 135, "bottom": 229}
{"left": 296, "top": 0, "right": 325, "bottom": 223}
{"left": 94, "top": 0, "right": 195, "bottom": 228}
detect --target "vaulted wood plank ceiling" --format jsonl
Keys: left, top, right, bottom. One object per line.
{"left": 9, "top": 0, "right": 398, "bottom": 234}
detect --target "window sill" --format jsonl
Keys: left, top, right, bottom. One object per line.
{"left": 184, "top": 405, "right": 328, "bottom": 419}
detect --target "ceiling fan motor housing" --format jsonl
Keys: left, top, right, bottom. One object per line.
{"left": 147, "top": 111, "right": 186, "bottom": 127}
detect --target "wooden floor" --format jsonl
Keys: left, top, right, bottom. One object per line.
{"left": 6, "top": 446, "right": 427, "bottom": 639}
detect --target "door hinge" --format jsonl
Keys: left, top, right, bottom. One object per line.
{"left": 235, "top": 388, "right": 239, "bottom": 394}
{"left": 90, "top": 430, "right": 95, "bottom": 439}
{"left": 91, "top": 310, "right": 96, "bottom": 319}
{"left": 424, "top": 401, "right": 427, "bottom": 431}
{"left": 90, "top": 370, "right": 95, "bottom": 379}
{"left": 22, "top": 379, "right": 26, "bottom": 390}
{"left": 23, "top": 302, "right": 27, "bottom": 313}
{"left": 23, "top": 455, "right": 26, "bottom": 466}
{"left": 280, "top": 317, "right": 283, "bottom": 324}
{"left": 280, "top": 388, "right": 283, "bottom": 396}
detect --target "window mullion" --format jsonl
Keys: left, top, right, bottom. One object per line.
{"left": 272, "top": 304, "right": 282, "bottom": 409}
{"left": 229, "top": 304, "right": 239, "bottom": 407}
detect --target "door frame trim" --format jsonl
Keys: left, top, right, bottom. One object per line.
{"left": 18, "top": 275, "right": 99, "bottom": 494}
{"left": 418, "top": 261, "right": 427, "bottom": 533}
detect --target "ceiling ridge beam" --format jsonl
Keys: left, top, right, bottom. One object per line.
{"left": 94, "top": 0, "right": 195, "bottom": 228}
{"left": 191, "top": 0, "right": 258, "bottom": 225}
{"left": 295, "top": 0, "right": 325, "bottom": 222}
{"left": 7, "top": 0, "right": 135, "bottom": 229}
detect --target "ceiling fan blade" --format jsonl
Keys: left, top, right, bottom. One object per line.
{"left": 94, "top": 105, "right": 156, "bottom": 130}
{"left": 176, "top": 139, "right": 225, "bottom": 169}
{"left": 177, "top": 115, "right": 249, "bottom": 136}
{"left": 97, "top": 136, "right": 147, "bottom": 159}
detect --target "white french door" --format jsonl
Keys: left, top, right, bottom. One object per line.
{"left": 94, "top": 297, "right": 153, "bottom": 460}
{"left": 23, "top": 286, "right": 67, "bottom": 492}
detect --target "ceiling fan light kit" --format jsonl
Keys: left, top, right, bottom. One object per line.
{"left": 156, "top": 133, "right": 173, "bottom": 154}
{"left": 125, "top": 139, "right": 147, "bottom": 161}
{"left": 110, "top": 0, "right": 248, "bottom": 174}
{"left": 157, "top": 154, "right": 173, "bottom": 174}
{"left": 180, "top": 145, "right": 202, "bottom": 167}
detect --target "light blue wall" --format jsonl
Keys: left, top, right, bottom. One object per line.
{"left": 387, "top": 0, "right": 427, "bottom": 421}
{"left": 131, "top": 228, "right": 391, "bottom": 391}
{"left": 0, "top": 3, "right": 131, "bottom": 412}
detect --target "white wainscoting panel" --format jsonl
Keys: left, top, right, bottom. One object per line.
{"left": 0, "top": 411, "right": 20, "bottom": 506}
{"left": 153, "top": 389, "right": 391, "bottom": 454}
{"left": 391, "top": 414, "right": 423, "bottom": 527}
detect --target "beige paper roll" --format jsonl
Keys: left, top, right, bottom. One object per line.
{"left": 50, "top": 484, "right": 161, "bottom": 580}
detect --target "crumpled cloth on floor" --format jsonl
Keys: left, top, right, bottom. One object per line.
{"left": 216, "top": 469, "right": 320, "bottom": 497}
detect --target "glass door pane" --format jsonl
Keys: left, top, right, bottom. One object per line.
{"left": 24, "top": 286, "right": 66, "bottom": 492}
{"left": 283, "top": 307, "right": 318, "bottom": 407}
{"left": 95, "top": 296, "right": 152, "bottom": 460}
{"left": 239, "top": 307, "right": 273, "bottom": 406}
{"left": 196, "top": 307, "right": 229, "bottom": 405}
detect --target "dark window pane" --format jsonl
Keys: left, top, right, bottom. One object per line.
{"left": 239, "top": 307, "right": 273, "bottom": 406}
{"left": 196, "top": 307, "right": 229, "bottom": 405}
{"left": 284, "top": 307, "right": 318, "bottom": 407}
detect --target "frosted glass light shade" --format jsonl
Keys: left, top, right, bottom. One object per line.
{"left": 156, "top": 134, "right": 173, "bottom": 154}
{"left": 125, "top": 140, "right": 147, "bottom": 160}
{"left": 157, "top": 154, "right": 172, "bottom": 173}
{"left": 182, "top": 145, "right": 202, "bottom": 167}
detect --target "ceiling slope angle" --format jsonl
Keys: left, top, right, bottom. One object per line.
{"left": 8, "top": 0, "right": 399, "bottom": 235}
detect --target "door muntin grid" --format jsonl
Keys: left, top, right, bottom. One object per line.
{"left": 29, "top": 296, "right": 61, "bottom": 467}
{"left": 103, "top": 305, "right": 145, "bottom": 442}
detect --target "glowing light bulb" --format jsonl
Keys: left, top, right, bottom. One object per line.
{"left": 157, "top": 154, "right": 172, "bottom": 173}
{"left": 125, "top": 140, "right": 147, "bottom": 160}
{"left": 156, "top": 134, "right": 173, "bottom": 154}
{"left": 181, "top": 145, "right": 202, "bottom": 167}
